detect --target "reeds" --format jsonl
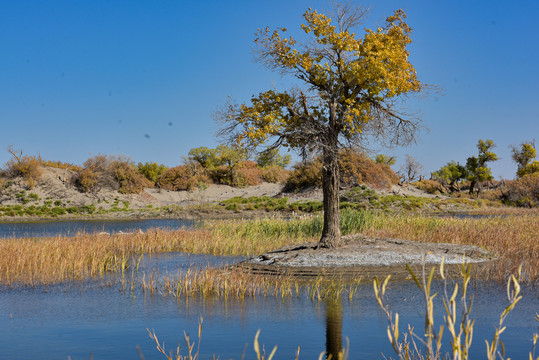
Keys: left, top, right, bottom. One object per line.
{"left": 132, "top": 266, "right": 360, "bottom": 303}
{"left": 374, "top": 261, "right": 527, "bottom": 360}
{"left": 1, "top": 209, "right": 537, "bottom": 286}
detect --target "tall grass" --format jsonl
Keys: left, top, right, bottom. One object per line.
{"left": 1, "top": 209, "right": 537, "bottom": 286}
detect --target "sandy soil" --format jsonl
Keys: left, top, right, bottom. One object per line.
{"left": 0, "top": 166, "right": 452, "bottom": 219}
{"left": 1, "top": 167, "right": 325, "bottom": 211}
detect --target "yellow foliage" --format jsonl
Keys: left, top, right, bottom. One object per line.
{"left": 229, "top": 7, "right": 422, "bottom": 150}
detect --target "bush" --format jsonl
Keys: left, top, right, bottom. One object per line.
{"left": 285, "top": 150, "right": 399, "bottom": 191}
{"left": 157, "top": 165, "right": 210, "bottom": 191}
{"left": 75, "top": 155, "right": 151, "bottom": 194}
{"left": 260, "top": 165, "right": 289, "bottom": 183}
{"left": 5, "top": 155, "right": 42, "bottom": 182}
{"left": 285, "top": 158, "right": 323, "bottom": 190}
{"left": 233, "top": 161, "right": 262, "bottom": 187}
{"left": 40, "top": 160, "right": 82, "bottom": 172}
{"left": 75, "top": 168, "right": 99, "bottom": 193}
{"left": 80, "top": 155, "right": 118, "bottom": 191}
{"left": 413, "top": 179, "right": 446, "bottom": 195}
{"left": 114, "top": 162, "right": 153, "bottom": 194}
{"left": 502, "top": 173, "right": 539, "bottom": 207}
{"left": 339, "top": 149, "right": 398, "bottom": 190}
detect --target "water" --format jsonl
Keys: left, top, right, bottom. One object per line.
{"left": 0, "top": 218, "right": 197, "bottom": 238}
{"left": 1, "top": 252, "right": 537, "bottom": 360}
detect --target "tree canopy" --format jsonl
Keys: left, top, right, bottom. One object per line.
{"left": 511, "top": 141, "right": 539, "bottom": 178}
{"left": 218, "top": 4, "right": 425, "bottom": 248}
{"left": 466, "top": 139, "right": 498, "bottom": 195}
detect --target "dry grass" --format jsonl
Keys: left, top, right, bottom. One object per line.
{"left": 356, "top": 213, "right": 539, "bottom": 282}
{"left": 1, "top": 210, "right": 537, "bottom": 286}
{"left": 0, "top": 229, "right": 192, "bottom": 286}
{"left": 0, "top": 220, "right": 315, "bottom": 286}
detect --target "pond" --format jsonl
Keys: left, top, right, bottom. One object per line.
{"left": 1, "top": 251, "right": 537, "bottom": 360}
{"left": 0, "top": 218, "right": 197, "bottom": 239}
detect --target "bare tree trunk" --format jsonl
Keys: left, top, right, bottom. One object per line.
{"left": 320, "top": 148, "right": 341, "bottom": 248}
{"left": 319, "top": 105, "right": 341, "bottom": 249}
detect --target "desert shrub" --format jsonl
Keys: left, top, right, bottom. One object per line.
{"left": 502, "top": 173, "right": 539, "bottom": 207}
{"left": 413, "top": 179, "right": 446, "bottom": 195}
{"left": 285, "top": 158, "right": 323, "bottom": 190}
{"left": 40, "top": 160, "right": 82, "bottom": 171}
{"left": 75, "top": 154, "right": 151, "bottom": 194}
{"left": 339, "top": 149, "right": 399, "bottom": 190}
{"left": 285, "top": 150, "right": 398, "bottom": 191}
{"left": 75, "top": 168, "right": 99, "bottom": 193}
{"left": 114, "top": 162, "right": 153, "bottom": 194}
{"left": 233, "top": 161, "right": 262, "bottom": 187}
{"left": 260, "top": 165, "right": 290, "bottom": 183}
{"left": 80, "top": 155, "right": 118, "bottom": 191}
{"left": 5, "top": 154, "right": 42, "bottom": 182}
{"left": 137, "top": 162, "right": 168, "bottom": 184}
{"left": 157, "top": 165, "right": 210, "bottom": 191}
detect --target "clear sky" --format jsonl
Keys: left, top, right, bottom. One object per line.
{"left": 1, "top": 0, "right": 537, "bottom": 180}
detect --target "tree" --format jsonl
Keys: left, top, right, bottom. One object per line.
{"left": 188, "top": 144, "right": 249, "bottom": 185}
{"left": 399, "top": 154, "right": 423, "bottom": 183}
{"left": 218, "top": 4, "right": 425, "bottom": 248}
{"left": 137, "top": 162, "right": 168, "bottom": 184}
{"left": 511, "top": 141, "right": 539, "bottom": 178}
{"left": 431, "top": 161, "right": 467, "bottom": 192}
{"left": 255, "top": 148, "right": 292, "bottom": 168}
{"left": 375, "top": 154, "right": 396, "bottom": 166}
{"left": 466, "top": 139, "right": 498, "bottom": 196}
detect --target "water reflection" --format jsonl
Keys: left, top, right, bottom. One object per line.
{"left": 325, "top": 298, "right": 343, "bottom": 359}
{"left": 1, "top": 253, "right": 538, "bottom": 359}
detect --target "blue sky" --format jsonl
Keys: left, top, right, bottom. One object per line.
{"left": 1, "top": 0, "right": 537, "bottom": 179}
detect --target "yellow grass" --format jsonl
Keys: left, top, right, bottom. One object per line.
{"left": 1, "top": 210, "right": 537, "bottom": 286}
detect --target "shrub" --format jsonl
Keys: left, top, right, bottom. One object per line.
{"left": 233, "top": 161, "right": 262, "bottom": 187}
{"left": 75, "top": 154, "right": 152, "bottom": 194}
{"left": 5, "top": 151, "right": 42, "bottom": 183}
{"left": 80, "top": 155, "right": 118, "bottom": 191}
{"left": 285, "top": 158, "right": 323, "bottom": 190}
{"left": 114, "top": 162, "right": 153, "bottom": 194}
{"left": 413, "top": 179, "right": 446, "bottom": 195}
{"left": 260, "top": 165, "right": 290, "bottom": 183}
{"left": 502, "top": 173, "right": 539, "bottom": 207}
{"left": 40, "top": 160, "right": 82, "bottom": 172}
{"left": 285, "top": 150, "right": 399, "bottom": 191}
{"left": 339, "top": 150, "right": 399, "bottom": 190}
{"left": 75, "top": 168, "right": 99, "bottom": 193}
{"left": 157, "top": 165, "right": 210, "bottom": 191}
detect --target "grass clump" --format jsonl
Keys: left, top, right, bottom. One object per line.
{"left": 375, "top": 261, "right": 527, "bottom": 360}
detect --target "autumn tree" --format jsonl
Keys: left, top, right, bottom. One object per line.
{"left": 218, "top": 4, "right": 425, "bottom": 248}
{"left": 511, "top": 141, "right": 539, "bottom": 178}
{"left": 466, "top": 139, "right": 498, "bottom": 196}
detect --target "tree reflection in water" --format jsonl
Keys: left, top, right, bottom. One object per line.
{"left": 325, "top": 298, "right": 343, "bottom": 359}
